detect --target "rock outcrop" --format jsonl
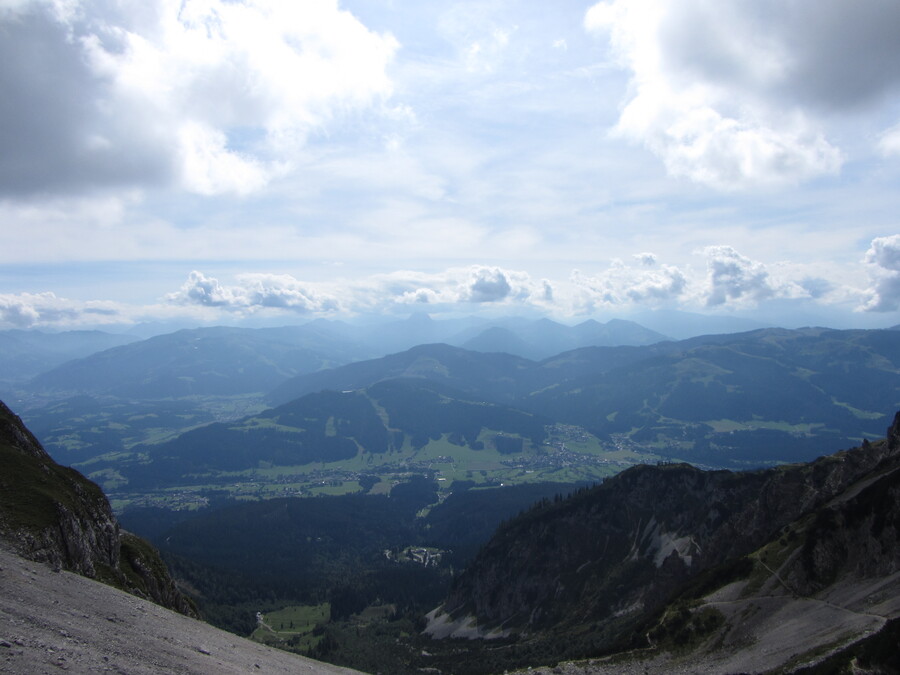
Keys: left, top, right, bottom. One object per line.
{"left": 0, "top": 399, "right": 195, "bottom": 616}
{"left": 431, "top": 413, "right": 900, "bottom": 672}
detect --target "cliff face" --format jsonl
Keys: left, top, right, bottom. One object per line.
{"left": 0, "top": 400, "right": 195, "bottom": 617}
{"left": 436, "top": 413, "right": 900, "bottom": 644}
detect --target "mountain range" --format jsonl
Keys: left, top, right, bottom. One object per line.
{"left": 15, "top": 316, "right": 667, "bottom": 400}
{"left": 15, "top": 326, "right": 899, "bottom": 505}
{"left": 270, "top": 327, "right": 900, "bottom": 467}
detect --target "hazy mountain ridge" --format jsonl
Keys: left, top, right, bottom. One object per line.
{"left": 18, "top": 316, "right": 669, "bottom": 401}
{"left": 0, "top": 329, "right": 138, "bottom": 390}
{"left": 428, "top": 413, "right": 900, "bottom": 673}
{"left": 28, "top": 325, "right": 351, "bottom": 398}
{"left": 457, "top": 318, "right": 669, "bottom": 360}
{"left": 267, "top": 342, "right": 538, "bottom": 406}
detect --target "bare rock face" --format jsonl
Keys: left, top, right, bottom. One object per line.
{"left": 0, "top": 399, "right": 195, "bottom": 617}
{"left": 0, "top": 400, "right": 120, "bottom": 576}
{"left": 437, "top": 412, "right": 900, "bottom": 640}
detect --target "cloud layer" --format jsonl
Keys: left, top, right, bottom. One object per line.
{"left": 3, "top": 232, "right": 899, "bottom": 330}
{"left": 1, "top": 2, "right": 899, "bottom": 334}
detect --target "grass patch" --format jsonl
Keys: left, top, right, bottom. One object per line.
{"left": 251, "top": 603, "right": 330, "bottom": 651}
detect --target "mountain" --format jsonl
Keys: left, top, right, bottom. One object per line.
{"left": 461, "top": 326, "right": 538, "bottom": 358}
{"left": 426, "top": 413, "right": 900, "bottom": 674}
{"left": 123, "top": 378, "right": 549, "bottom": 488}
{"left": 0, "top": 400, "right": 193, "bottom": 615}
{"left": 0, "top": 329, "right": 138, "bottom": 387}
{"left": 29, "top": 325, "right": 363, "bottom": 398}
{"left": 631, "top": 309, "right": 771, "bottom": 340}
{"left": 270, "top": 328, "right": 900, "bottom": 468}
{"left": 268, "top": 342, "right": 538, "bottom": 407}
{"left": 525, "top": 327, "right": 900, "bottom": 465}
{"left": 458, "top": 318, "right": 668, "bottom": 360}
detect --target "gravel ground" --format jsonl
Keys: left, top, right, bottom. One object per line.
{"left": 0, "top": 543, "right": 364, "bottom": 675}
{"left": 506, "top": 572, "right": 900, "bottom": 675}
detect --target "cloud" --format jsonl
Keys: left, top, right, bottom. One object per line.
{"left": 437, "top": 3, "right": 516, "bottom": 75}
{"left": 365, "top": 266, "right": 552, "bottom": 312}
{"left": 861, "top": 235, "right": 900, "bottom": 312}
{"left": 0, "top": 0, "right": 398, "bottom": 196}
{"left": 583, "top": 0, "right": 900, "bottom": 189}
{"left": 462, "top": 267, "right": 513, "bottom": 302}
{"left": 880, "top": 123, "right": 900, "bottom": 157}
{"left": 167, "top": 271, "right": 339, "bottom": 314}
{"left": 571, "top": 247, "right": 830, "bottom": 312}
{"left": 702, "top": 245, "right": 777, "bottom": 306}
{"left": 167, "top": 266, "right": 554, "bottom": 317}
{"left": 571, "top": 256, "right": 688, "bottom": 310}
{"left": 0, "top": 291, "right": 117, "bottom": 328}
{"left": 798, "top": 277, "right": 833, "bottom": 300}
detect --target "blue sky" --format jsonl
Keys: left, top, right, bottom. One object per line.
{"left": 2, "top": 0, "right": 900, "bottom": 331}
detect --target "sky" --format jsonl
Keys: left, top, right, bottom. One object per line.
{"left": 2, "top": 0, "right": 900, "bottom": 333}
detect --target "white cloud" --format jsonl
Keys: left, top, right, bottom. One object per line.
{"left": 462, "top": 266, "right": 514, "bottom": 302}
{"left": 583, "top": 0, "right": 900, "bottom": 189}
{"left": 0, "top": 291, "right": 120, "bottom": 328}
{"left": 879, "top": 124, "right": 900, "bottom": 157}
{"left": 167, "top": 271, "right": 339, "bottom": 314}
{"left": 570, "top": 247, "right": 835, "bottom": 313}
{"left": 699, "top": 246, "right": 835, "bottom": 310}
{"left": 861, "top": 235, "right": 900, "bottom": 312}
{"left": 0, "top": 0, "right": 398, "bottom": 196}
{"left": 571, "top": 256, "right": 688, "bottom": 310}
{"left": 167, "top": 266, "right": 554, "bottom": 317}
{"left": 177, "top": 122, "right": 272, "bottom": 196}
{"left": 702, "top": 245, "right": 785, "bottom": 307}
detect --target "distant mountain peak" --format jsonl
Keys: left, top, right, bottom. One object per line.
{"left": 406, "top": 312, "right": 433, "bottom": 324}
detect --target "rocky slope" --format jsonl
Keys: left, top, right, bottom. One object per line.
{"left": 0, "top": 400, "right": 193, "bottom": 616}
{"left": 429, "top": 413, "right": 900, "bottom": 672}
{"left": 0, "top": 541, "right": 364, "bottom": 675}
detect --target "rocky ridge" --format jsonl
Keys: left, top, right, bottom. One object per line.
{"left": 430, "top": 413, "right": 900, "bottom": 672}
{"left": 0, "top": 400, "right": 194, "bottom": 616}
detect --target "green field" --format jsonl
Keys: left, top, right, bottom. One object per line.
{"left": 251, "top": 603, "right": 330, "bottom": 651}
{"left": 102, "top": 425, "right": 661, "bottom": 513}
